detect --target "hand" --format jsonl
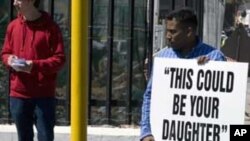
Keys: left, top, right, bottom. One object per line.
{"left": 7, "top": 55, "right": 17, "bottom": 66}
{"left": 142, "top": 135, "right": 155, "bottom": 141}
{"left": 197, "top": 56, "right": 210, "bottom": 65}
{"left": 226, "top": 57, "right": 236, "bottom": 62}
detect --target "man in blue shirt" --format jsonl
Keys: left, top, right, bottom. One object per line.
{"left": 140, "top": 8, "right": 225, "bottom": 141}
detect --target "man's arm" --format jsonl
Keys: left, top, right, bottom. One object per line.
{"left": 140, "top": 77, "right": 154, "bottom": 140}
{"left": 1, "top": 23, "right": 14, "bottom": 68}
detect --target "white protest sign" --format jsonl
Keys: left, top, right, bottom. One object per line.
{"left": 150, "top": 58, "right": 248, "bottom": 141}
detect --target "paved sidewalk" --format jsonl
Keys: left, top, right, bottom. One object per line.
{"left": 0, "top": 125, "right": 140, "bottom": 141}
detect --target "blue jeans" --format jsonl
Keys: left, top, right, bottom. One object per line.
{"left": 10, "top": 97, "right": 56, "bottom": 141}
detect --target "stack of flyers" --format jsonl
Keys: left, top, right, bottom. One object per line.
{"left": 12, "top": 58, "right": 26, "bottom": 67}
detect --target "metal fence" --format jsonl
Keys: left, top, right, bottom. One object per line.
{"left": 88, "top": 0, "right": 150, "bottom": 125}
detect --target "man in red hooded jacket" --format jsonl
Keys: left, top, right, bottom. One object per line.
{"left": 1, "top": 0, "right": 65, "bottom": 141}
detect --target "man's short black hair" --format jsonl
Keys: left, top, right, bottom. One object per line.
{"left": 166, "top": 8, "right": 198, "bottom": 30}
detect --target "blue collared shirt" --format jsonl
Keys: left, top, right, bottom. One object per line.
{"left": 140, "top": 40, "right": 225, "bottom": 140}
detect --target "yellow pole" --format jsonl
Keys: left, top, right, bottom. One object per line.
{"left": 71, "top": 0, "right": 88, "bottom": 141}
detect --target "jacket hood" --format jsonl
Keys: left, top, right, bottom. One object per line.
{"left": 17, "top": 11, "right": 53, "bottom": 28}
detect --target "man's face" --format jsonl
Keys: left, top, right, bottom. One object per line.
{"left": 165, "top": 18, "right": 189, "bottom": 50}
{"left": 13, "top": 0, "right": 33, "bottom": 13}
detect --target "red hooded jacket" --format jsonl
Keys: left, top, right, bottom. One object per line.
{"left": 1, "top": 11, "right": 65, "bottom": 98}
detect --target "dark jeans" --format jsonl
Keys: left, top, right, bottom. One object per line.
{"left": 10, "top": 97, "right": 56, "bottom": 141}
